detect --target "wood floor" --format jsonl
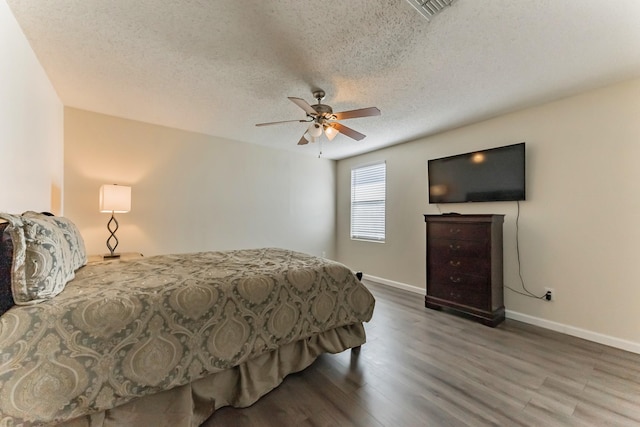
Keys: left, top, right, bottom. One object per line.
{"left": 204, "top": 281, "right": 640, "bottom": 426}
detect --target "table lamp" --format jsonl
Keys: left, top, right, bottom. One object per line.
{"left": 99, "top": 184, "right": 131, "bottom": 258}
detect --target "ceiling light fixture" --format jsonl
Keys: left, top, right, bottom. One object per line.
{"left": 307, "top": 122, "right": 323, "bottom": 138}
{"left": 324, "top": 125, "right": 338, "bottom": 141}
{"left": 405, "top": 0, "right": 457, "bottom": 21}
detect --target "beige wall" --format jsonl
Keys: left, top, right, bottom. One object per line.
{"left": 0, "top": 1, "right": 63, "bottom": 213}
{"left": 64, "top": 108, "right": 336, "bottom": 258}
{"left": 336, "top": 78, "right": 640, "bottom": 349}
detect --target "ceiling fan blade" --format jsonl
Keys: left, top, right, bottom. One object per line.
{"left": 331, "top": 122, "right": 366, "bottom": 141}
{"left": 297, "top": 133, "right": 309, "bottom": 145}
{"left": 333, "top": 107, "right": 381, "bottom": 120}
{"left": 288, "top": 97, "right": 318, "bottom": 116}
{"left": 255, "top": 119, "right": 308, "bottom": 127}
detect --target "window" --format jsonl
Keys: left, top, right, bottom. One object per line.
{"left": 351, "top": 161, "right": 386, "bottom": 242}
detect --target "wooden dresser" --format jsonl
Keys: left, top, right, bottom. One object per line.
{"left": 424, "top": 214, "right": 505, "bottom": 326}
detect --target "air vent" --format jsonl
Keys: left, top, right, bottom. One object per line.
{"left": 405, "top": 0, "right": 457, "bottom": 21}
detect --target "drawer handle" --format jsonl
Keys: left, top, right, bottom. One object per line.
{"left": 449, "top": 228, "right": 461, "bottom": 234}
{"left": 449, "top": 276, "right": 462, "bottom": 283}
{"left": 449, "top": 260, "right": 461, "bottom": 267}
{"left": 449, "top": 244, "right": 461, "bottom": 250}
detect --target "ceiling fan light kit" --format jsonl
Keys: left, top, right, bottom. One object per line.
{"left": 405, "top": 0, "right": 457, "bottom": 21}
{"left": 307, "top": 122, "right": 323, "bottom": 138}
{"left": 324, "top": 125, "right": 338, "bottom": 141}
{"left": 256, "top": 89, "right": 380, "bottom": 149}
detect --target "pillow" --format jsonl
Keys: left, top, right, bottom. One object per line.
{"left": 22, "top": 211, "right": 87, "bottom": 270}
{"left": 0, "top": 221, "right": 15, "bottom": 315}
{"left": 0, "top": 213, "right": 84, "bottom": 305}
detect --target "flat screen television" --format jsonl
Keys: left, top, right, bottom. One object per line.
{"left": 428, "top": 142, "right": 526, "bottom": 203}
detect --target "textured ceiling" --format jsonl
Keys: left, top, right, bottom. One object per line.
{"left": 7, "top": 0, "right": 640, "bottom": 159}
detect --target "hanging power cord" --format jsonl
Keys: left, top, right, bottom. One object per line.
{"left": 504, "top": 201, "right": 547, "bottom": 300}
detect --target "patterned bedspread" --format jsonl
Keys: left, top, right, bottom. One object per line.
{"left": 0, "top": 248, "right": 375, "bottom": 425}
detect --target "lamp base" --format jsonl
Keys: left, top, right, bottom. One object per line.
{"left": 103, "top": 253, "right": 121, "bottom": 259}
{"left": 105, "top": 213, "right": 120, "bottom": 257}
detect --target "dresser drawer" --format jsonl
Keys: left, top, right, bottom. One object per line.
{"left": 428, "top": 237, "right": 488, "bottom": 259}
{"left": 427, "top": 253, "right": 490, "bottom": 277}
{"left": 428, "top": 222, "right": 489, "bottom": 241}
{"left": 428, "top": 280, "right": 488, "bottom": 308}
{"left": 428, "top": 268, "right": 489, "bottom": 289}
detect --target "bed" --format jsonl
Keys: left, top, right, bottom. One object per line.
{"left": 0, "top": 212, "right": 375, "bottom": 426}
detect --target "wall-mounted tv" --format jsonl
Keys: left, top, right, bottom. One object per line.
{"left": 428, "top": 142, "right": 526, "bottom": 204}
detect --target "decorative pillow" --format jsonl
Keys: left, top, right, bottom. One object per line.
{"left": 22, "top": 211, "right": 87, "bottom": 270}
{"left": 0, "top": 213, "right": 79, "bottom": 305}
{"left": 0, "top": 221, "right": 15, "bottom": 315}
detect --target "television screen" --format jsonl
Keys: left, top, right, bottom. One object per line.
{"left": 428, "top": 143, "right": 526, "bottom": 203}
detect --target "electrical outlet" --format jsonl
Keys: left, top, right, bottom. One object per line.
{"left": 544, "top": 287, "right": 554, "bottom": 301}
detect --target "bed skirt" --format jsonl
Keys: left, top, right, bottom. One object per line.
{"left": 57, "top": 323, "right": 366, "bottom": 427}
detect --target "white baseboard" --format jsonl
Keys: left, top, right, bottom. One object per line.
{"left": 363, "top": 274, "right": 640, "bottom": 355}
{"left": 505, "top": 310, "right": 640, "bottom": 355}
{"left": 362, "top": 274, "right": 423, "bottom": 295}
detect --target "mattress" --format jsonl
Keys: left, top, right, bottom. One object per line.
{"left": 0, "top": 248, "right": 375, "bottom": 425}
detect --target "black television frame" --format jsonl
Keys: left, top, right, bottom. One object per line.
{"left": 428, "top": 142, "right": 526, "bottom": 204}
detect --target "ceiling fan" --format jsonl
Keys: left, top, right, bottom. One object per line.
{"left": 255, "top": 90, "right": 381, "bottom": 145}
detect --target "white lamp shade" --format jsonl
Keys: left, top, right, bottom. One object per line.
{"left": 303, "top": 133, "right": 317, "bottom": 143}
{"left": 99, "top": 185, "right": 131, "bottom": 213}
{"left": 308, "top": 122, "right": 323, "bottom": 138}
{"left": 324, "top": 125, "right": 338, "bottom": 141}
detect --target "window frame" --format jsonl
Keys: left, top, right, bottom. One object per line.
{"left": 350, "top": 161, "right": 386, "bottom": 243}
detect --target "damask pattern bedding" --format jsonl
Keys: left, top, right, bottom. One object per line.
{"left": 0, "top": 248, "right": 375, "bottom": 425}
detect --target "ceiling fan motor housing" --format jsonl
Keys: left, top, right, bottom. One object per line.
{"left": 310, "top": 103, "right": 333, "bottom": 117}
{"left": 310, "top": 89, "right": 334, "bottom": 120}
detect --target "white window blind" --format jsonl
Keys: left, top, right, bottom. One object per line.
{"left": 351, "top": 162, "right": 386, "bottom": 242}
